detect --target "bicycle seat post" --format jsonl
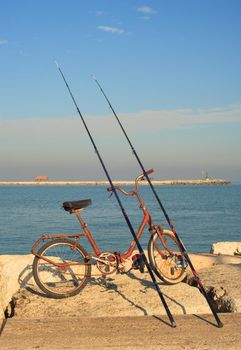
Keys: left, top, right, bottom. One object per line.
{"left": 74, "top": 209, "right": 88, "bottom": 231}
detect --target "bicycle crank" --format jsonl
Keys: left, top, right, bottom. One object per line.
{"left": 96, "top": 252, "right": 118, "bottom": 275}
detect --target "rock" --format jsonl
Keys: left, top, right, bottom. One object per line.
{"left": 1, "top": 253, "right": 241, "bottom": 321}
{"left": 188, "top": 252, "right": 241, "bottom": 270}
{"left": 0, "top": 255, "right": 34, "bottom": 319}
{"left": 194, "top": 264, "right": 241, "bottom": 313}
{"left": 208, "top": 287, "right": 237, "bottom": 313}
{"left": 210, "top": 242, "right": 241, "bottom": 255}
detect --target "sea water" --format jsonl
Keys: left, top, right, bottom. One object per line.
{"left": 0, "top": 184, "right": 240, "bottom": 255}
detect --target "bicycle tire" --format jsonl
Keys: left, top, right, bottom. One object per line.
{"left": 33, "top": 238, "right": 91, "bottom": 298}
{"left": 148, "top": 230, "right": 186, "bottom": 284}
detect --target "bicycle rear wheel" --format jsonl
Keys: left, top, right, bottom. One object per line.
{"left": 33, "top": 238, "right": 91, "bottom": 298}
{"left": 148, "top": 230, "right": 186, "bottom": 284}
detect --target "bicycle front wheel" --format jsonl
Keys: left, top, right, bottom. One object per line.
{"left": 148, "top": 230, "right": 186, "bottom": 284}
{"left": 33, "top": 238, "right": 91, "bottom": 298}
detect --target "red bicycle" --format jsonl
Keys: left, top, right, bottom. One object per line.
{"left": 32, "top": 169, "right": 187, "bottom": 298}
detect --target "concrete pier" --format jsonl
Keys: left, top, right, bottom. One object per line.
{"left": 0, "top": 179, "right": 231, "bottom": 186}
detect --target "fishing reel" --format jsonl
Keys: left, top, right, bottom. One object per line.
{"left": 96, "top": 252, "right": 118, "bottom": 275}
{"left": 131, "top": 253, "right": 145, "bottom": 273}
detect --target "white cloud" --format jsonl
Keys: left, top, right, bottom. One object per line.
{"left": 137, "top": 6, "right": 157, "bottom": 15}
{"left": 1, "top": 104, "right": 240, "bottom": 179}
{"left": 141, "top": 16, "right": 151, "bottom": 21}
{"left": 121, "top": 104, "right": 241, "bottom": 132}
{"left": 0, "top": 39, "right": 8, "bottom": 45}
{"left": 97, "top": 25, "right": 124, "bottom": 34}
{"left": 95, "top": 10, "right": 104, "bottom": 16}
{"left": 1, "top": 105, "right": 240, "bottom": 142}
{"left": 89, "top": 10, "right": 104, "bottom": 16}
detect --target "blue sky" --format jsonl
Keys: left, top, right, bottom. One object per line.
{"left": 0, "top": 0, "right": 241, "bottom": 181}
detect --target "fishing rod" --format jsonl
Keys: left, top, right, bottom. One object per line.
{"left": 93, "top": 76, "right": 223, "bottom": 328}
{"left": 55, "top": 62, "right": 176, "bottom": 328}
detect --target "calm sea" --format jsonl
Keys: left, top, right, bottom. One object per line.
{"left": 0, "top": 184, "right": 240, "bottom": 255}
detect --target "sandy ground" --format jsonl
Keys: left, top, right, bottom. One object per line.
{"left": 1, "top": 313, "right": 241, "bottom": 350}
{"left": 1, "top": 254, "right": 241, "bottom": 349}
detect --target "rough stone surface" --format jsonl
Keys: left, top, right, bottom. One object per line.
{"left": 0, "top": 255, "right": 33, "bottom": 319}
{"left": 187, "top": 263, "right": 241, "bottom": 313}
{"left": 210, "top": 242, "right": 241, "bottom": 255}
{"left": 1, "top": 252, "right": 241, "bottom": 320}
{"left": 12, "top": 272, "right": 211, "bottom": 319}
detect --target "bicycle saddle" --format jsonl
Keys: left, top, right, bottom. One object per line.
{"left": 63, "top": 199, "right": 92, "bottom": 212}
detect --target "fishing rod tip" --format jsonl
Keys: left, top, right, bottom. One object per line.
{"left": 91, "top": 74, "right": 97, "bottom": 81}
{"left": 54, "top": 60, "right": 60, "bottom": 69}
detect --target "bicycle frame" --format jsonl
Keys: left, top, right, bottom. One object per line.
{"left": 32, "top": 175, "right": 175, "bottom": 268}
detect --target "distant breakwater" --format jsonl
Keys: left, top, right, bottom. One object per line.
{"left": 0, "top": 179, "right": 231, "bottom": 186}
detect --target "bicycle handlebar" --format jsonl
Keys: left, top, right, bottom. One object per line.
{"left": 107, "top": 186, "right": 135, "bottom": 196}
{"left": 107, "top": 168, "right": 155, "bottom": 196}
{"left": 145, "top": 168, "right": 154, "bottom": 176}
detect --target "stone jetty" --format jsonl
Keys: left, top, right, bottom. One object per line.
{"left": 0, "top": 179, "right": 231, "bottom": 186}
